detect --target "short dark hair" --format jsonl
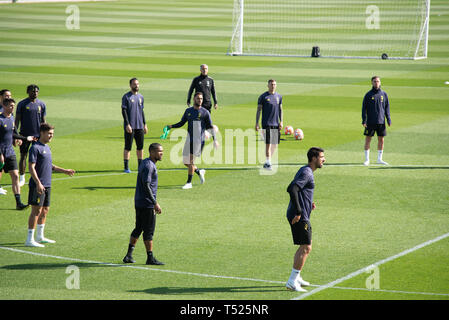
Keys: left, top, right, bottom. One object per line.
{"left": 307, "top": 147, "right": 324, "bottom": 162}
{"left": 27, "top": 84, "right": 39, "bottom": 93}
{"left": 2, "top": 98, "right": 15, "bottom": 106}
{"left": 371, "top": 76, "right": 380, "bottom": 81}
{"left": 129, "top": 77, "right": 138, "bottom": 85}
{"left": 194, "top": 92, "right": 203, "bottom": 98}
{"left": 40, "top": 123, "right": 54, "bottom": 133}
{"left": 268, "top": 79, "right": 276, "bottom": 84}
{"left": 149, "top": 143, "right": 162, "bottom": 153}
{"left": 0, "top": 89, "right": 11, "bottom": 97}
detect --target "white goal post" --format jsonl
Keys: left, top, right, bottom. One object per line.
{"left": 227, "top": 0, "right": 430, "bottom": 60}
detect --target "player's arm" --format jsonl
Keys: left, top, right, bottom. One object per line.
{"left": 279, "top": 103, "right": 283, "bottom": 129}
{"left": 52, "top": 165, "right": 75, "bottom": 176}
{"left": 361, "top": 95, "right": 368, "bottom": 127}
{"left": 206, "top": 116, "right": 219, "bottom": 148}
{"left": 29, "top": 162, "right": 45, "bottom": 194}
{"left": 14, "top": 111, "right": 21, "bottom": 132}
{"left": 287, "top": 182, "right": 303, "bottom": 224}
{"left": 186, "top": 79, "right": 196, "bottom": 107}
{"left": 142, "top": 109, "right": 148, "bottom": 134}
{"left": 169, "top": 110, "right": 188, "bottom": 129}
{"left": 384, "top": 93, "right": 391, "bottom": 126}
{"left": 255, "top": 104, "right": 262, "bottom": 131}
{"left": 211, "top": 79, "right": 218, "bottom": 109}
{"left": 41, "top": 104, "right": 46, "bottom": 123}
{"left": 144, "top": 168, "right": 161, "bottom": 214}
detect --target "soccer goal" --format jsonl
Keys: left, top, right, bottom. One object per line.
{"left": 227, "top": 0, "right": 430, "bottom": 60}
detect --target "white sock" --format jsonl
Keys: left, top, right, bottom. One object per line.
{"left": 364, "top": 150, "right": 370, "bottom": 161}
{"left": 288, "top": 268, "right": 300, "bottom": 282}
{"left": 36, "top": 224, "right": 45, "bottom": 240}
{"left": 27, "top": 229, "right": 35, "bottom": 243}
{"left": 266, "top": 158, "right": 271, "bottom": 165}
{"left": 378, "top": 150, "right": 383, "bottom": 161}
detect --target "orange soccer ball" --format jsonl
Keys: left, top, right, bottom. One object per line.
{"left": 294, "top": 128, "right": 304, "bottom": 140}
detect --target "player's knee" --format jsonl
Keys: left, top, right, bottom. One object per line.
{"left": 301, "top": 245, "right": 312, "bottom": 255}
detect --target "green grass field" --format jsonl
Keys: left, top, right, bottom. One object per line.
{"left": 0, "top": 0, "right": 448, "bottom": 302}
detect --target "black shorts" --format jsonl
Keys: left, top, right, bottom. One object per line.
{"left": 28, "top": 185, "right": 51, "bottom": 207}
{"left": 131, "top": 207, "right": 156, "bottom": 241}
{"left": 289, "top": 219, "right": 312, "bottom": 245}
{"left": 364, "top": 124, "right": 387, "bottom": 137}
{"left": 263, "top": 126, "right": 280, "bottom": 145}
{"left": 183, "top": 138, "right": 205, "bottom": 159}
{"left": 124, "top": 129, "right": 144, "bottom": 151}
{"left": 20, "top": 140, "right": 33, "bottom": 156}
{"left": 2, "top": 154, "right": 18, "bottom": 173}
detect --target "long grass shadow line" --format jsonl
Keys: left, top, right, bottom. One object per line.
{"left": 128, "top": 285, "right": 284, "bottom": 295}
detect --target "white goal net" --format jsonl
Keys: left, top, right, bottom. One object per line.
{"left": 227, "top": 0, "right": 430, "bottom": 59}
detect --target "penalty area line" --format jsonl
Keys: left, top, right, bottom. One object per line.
{"left": 292, "top": 231, "right": 449, "bottom": 300}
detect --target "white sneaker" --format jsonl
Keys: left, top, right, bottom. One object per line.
{"left": 363, "top": 160, "right": 370, "bottom": 166}
{"left": 25, "top": 240, "right": 45, "bottom": 247}
{"left": 199, "top": 169, "right": 206, "bottom": 184}
{"left": 0, "top": 187, "right": 7, "bottom": 195}
{"left": 377, "top": 159, "right": 389, "bottom": 165}
{"left": 182, "top": 183, "right": 192, "bottom": 190}
{"left": 36, "top": 237, "right": 56, "bottom": 244}
{"left": 296, "top": 277, "right": 310, "bottom": 287}
{"left": 19, "top": 175, "right": 25, "bottom": 187}
{"left": 286, "top": 280, "right": 307, "bottom": 292}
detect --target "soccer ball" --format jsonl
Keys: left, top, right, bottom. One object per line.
{"left": 284, "top": 126, "right": 294, "bottom": 135}
{"left": 294, "top": 128, "right": 304, "bottom": 140}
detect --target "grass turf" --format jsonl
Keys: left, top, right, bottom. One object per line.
{"left": 0, "top": 0, "right": 448, "bottom": 301}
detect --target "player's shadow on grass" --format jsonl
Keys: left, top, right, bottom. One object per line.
{"left": 0, "top": 262, "right": 112, "bottom": 270}
{"left": 129, "top": 285, "right": 284, "bottom": 296}
{"left": 72, "top": 186, "right": 135, "bottom": 191}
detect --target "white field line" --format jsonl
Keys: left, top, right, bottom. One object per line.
{"left": 292, "top": 232, "right": 449, "bottom": 300}
{"left": 0, "top": 245, "right": 448, "bottom": 298}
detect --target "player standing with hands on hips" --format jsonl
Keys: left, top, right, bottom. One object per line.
{"left": 362, "top": 76, "right": 391, "bottom": 166}
{"left": 285, "top": 147, "right": 325, "bottom": 292}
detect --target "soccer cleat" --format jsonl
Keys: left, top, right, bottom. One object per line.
{"left": 19, "top": 175, "right": 25, "bottom": 187}
{"left": 199, "top": 169, "right": 206, "bottom": 184}
{"left": 377, "top": 159, "right": 389, "bottom": 165}
{"left": 263, "top": 163, "right": 272, "bottom": 171}
{"left": 182, "top": 182, "right": 192, "bottom": 190}
{"left": 296, "top": 277, "right": 310, "bottom": 287}
{"left": 146, "top": 256, "right": 165, "bottom": 266}
{"left": 0, "top": 187, "right": 7, "bottom": 195}
{"left": 123, "top": 255, "right": 135, "bottom": 263}
{"left": 25, "top": 240, "right": 45, "bottom": 248}
{"left": 36, "top": 237, "right": 56, "bottom": 244}
{"left": 124, "top": 169, "right": 132, "bottom": 173}
{"left": 286, "top": 280, "right": 307, "bottom": 292}
{"left": 16, "top": 203, "right": 29, "bottom": 210}
{"left": 363, "top": 160, "right": 370, "bottom": 166}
